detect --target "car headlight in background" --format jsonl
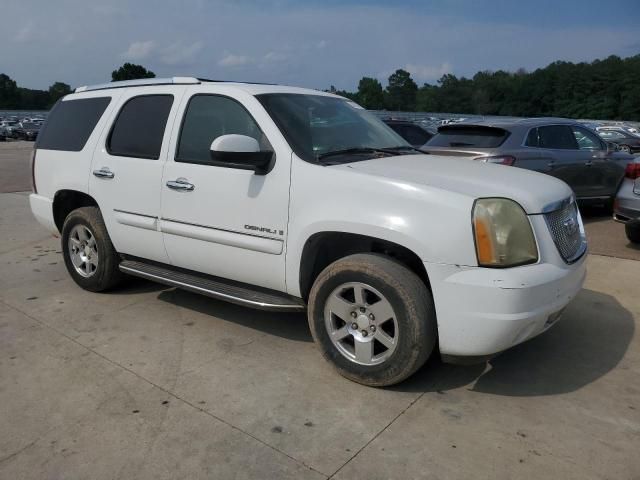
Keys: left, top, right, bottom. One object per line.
{"left": 473, "top": 198, "right": 538, "bottom": 267}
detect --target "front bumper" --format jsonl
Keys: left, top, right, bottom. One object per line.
{"left": 425, "top": 255, "right": 586, "bottom": 357}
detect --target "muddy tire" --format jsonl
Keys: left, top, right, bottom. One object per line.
{"left": 308, "top": 253, "right": 436, "bottom": 387}
{"left": 61, "top": 207, "right": 124, "bottom": 292}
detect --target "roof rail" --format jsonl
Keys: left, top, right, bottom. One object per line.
{"left": 75, "top": 77, "right": 200, "bottom": 93}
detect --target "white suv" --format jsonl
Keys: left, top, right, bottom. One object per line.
{"left": 29, "top": 77, "right": 587, "bottom": 386}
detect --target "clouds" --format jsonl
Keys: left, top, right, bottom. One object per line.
{"left": 121, "top": 41, "right": 155, "bottom": 61}
{"left": 0, "top": 0, "right": 638, "bottom": 91}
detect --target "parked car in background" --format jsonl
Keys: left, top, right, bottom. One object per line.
{"left": 613, "top": 161, "right": 640, "bottom": 243}
{"left": 423, "top": 118, "right": 633, "bottom": 206}
{"left": 14, "top": 122, "right": 40, "bottom": 141}
{"left": 597, "top": 129, "right": 640, "bottom": 154}
{"left": 0, "top": 126, "right": 7, "bottom": 141}
{"left": 382, "top": 119, "right": 434, "bottom": 148}
{"left": 0, "top": 120, "right": 19, "bottom": 138}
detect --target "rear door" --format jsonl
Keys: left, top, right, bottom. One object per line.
{"left": 90, "top": 86, "right": 187, "bottom": 263}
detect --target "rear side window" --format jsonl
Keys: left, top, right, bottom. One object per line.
{"left": 108, "top": 95, "right": 173, "bottom": 159}
{"left": 426, "top": 126, "right": 508, "bottom": 148}
{"left": 535, "top": 125, "right": 578, "bottom": 150}
{"left": 36, "top": 97, "right": 111, "bottom": 151}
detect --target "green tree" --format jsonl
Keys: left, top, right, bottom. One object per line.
{"left": 386, "top": 69, "right": 418, "bottom": 111}
{"left": 0, "top": 73, "right": 20, "bottom": 109}
{"left": 111, "top": 63, "right": 155, "bottom": 82}
{"left": 48, "top": 82, "right": 72, "bottom": 106}
{"left": 356, "top": 77, "right": 384, "bottom": 109}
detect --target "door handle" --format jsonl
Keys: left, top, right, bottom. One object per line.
{"left": 93, "top": 167, "right": 114, "bottom": 179}
{"left": 166, "top": 178, "right": 195, "bottom": 191}
{"left": 547, "top": 161, "right": 556, "bottom": 168}
{"left": 585, "top": 160, "right": 593, "bottom": 167}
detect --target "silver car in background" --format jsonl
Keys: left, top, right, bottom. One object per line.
{"left": 423, "top": 117, "right": 633, "bottom": 206}
{"left": 614, "top": 161, "right": 640, "bottom": 243}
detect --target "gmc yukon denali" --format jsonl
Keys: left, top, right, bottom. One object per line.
{"left": 29, "top": 77, "right": 587, "bottom": 386}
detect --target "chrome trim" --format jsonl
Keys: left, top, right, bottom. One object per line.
{"left": 539, "top": 195, "right": 575, "bottom": 214}
{"left": 92, "top": 167, "right": 114, "bottom": 179}
{"left": 166, "top": 178, "right": 195, "bottom": 191}
{"left": 119, "top": 264, "right": 305, "bottom": 311}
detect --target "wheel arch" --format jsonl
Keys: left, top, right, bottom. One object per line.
{"left": 296, "top": 230, "right": 430, "bottom": 301}
{"left": 52, "top": 189, "right": 99, "bottom": 233}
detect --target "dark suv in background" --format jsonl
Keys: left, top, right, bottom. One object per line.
{"left": 423, "top": 118, "right": 633, "bottom": 205}
{"left": 598, "top": 129, "right": 640, "bottom": 154}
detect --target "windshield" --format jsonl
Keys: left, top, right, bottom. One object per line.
{"left": 256, "top": 93, "right": 409, "bottom": 163}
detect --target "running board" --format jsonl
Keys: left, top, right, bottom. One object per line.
{"left": 119, "top": 260, "right": 306, "bottom": 312}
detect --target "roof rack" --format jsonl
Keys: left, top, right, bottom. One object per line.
{"left": 74, "top": 77, "right": 201, "bottom": 93}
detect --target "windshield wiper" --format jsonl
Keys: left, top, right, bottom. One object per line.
{"left": 383, "top": 145, "right": 425, "bottom": 153}
{"left": 317, "top": 147, "right": 398, "bottom": 162}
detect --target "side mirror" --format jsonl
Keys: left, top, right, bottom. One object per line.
{"left": 210, "top": 134, "right": 274, "bottom": 175}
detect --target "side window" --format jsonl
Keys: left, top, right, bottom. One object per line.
{"left": 37, "top": 97, "right": 111, "bottom": 151}
{"left": 108, "top": 95, "right": 174, "bottom": 159}
{"left": 572, "top": 126, "right": 604, "bottom": 151}
{"left": 537, "top": 125, "right": 579, "bottom": 150}
{"left": 176, "top": 95, "right": 270, "bottom": 165}
{"left": 525, "top": 128, "right": 539, "bottom": 147}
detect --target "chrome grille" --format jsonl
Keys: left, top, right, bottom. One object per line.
{"left": 544, "top": 200, "right": 587, "bottom": 263}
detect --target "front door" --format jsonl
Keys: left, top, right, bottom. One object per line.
{"left": 160, "top": 88, "right": 291, "bottom": 292}
{"left": 90, "top": 87, "right": 186, "bottom": 263}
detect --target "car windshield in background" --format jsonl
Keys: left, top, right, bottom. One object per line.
{"left": 22, "top": 123, "right": 39, "bottom": 129}
{"left": 256, "top": 93, "right": 410, "bottom": 163}
{"left": 426, "top": 126, "right": 509, "bottom": 148}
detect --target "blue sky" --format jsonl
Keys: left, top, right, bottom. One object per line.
{"left": 1, "top": 0, "right": 638, "bottom": 91}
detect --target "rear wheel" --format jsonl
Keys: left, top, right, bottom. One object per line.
{"left": 620, "top": 144, "right": 631, "bottom": 153}
{"left": 625, "top": 223, "right": 640, "bottom": 244}
{"left": 61, "top": 207, "right": 124, "bottom": 292}
{"left": 308, "top": 253, "right": 436, "bottom": 386}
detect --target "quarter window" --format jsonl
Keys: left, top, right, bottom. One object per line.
{"left": 108, "top": 95, "right": 174, "bottom": 159}
{"left": 571, "top": 126, "right": 604, "bottom": 151}
{"left": 37, "top": 97, "right": 111, "bottom": 151}
{"left": 176, "top": 95, "right": 270, "bottom": 165}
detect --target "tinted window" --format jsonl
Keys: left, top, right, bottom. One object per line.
{"left": 177, "top": 95, "right": 270, "bottom": 164}
{"left": 37, "top": 97, "right": 111, "bottom": 151}
{"left": 572, "top": 126, "right": 604, "bottom": 150}
{"left": 108, "top": 95, "right": 173, "bottom": 159}
{"left": 526, "top": 127, "right": 539, "bottom": 147}
{"left": 426, "top": 126, "right": 508, "bottom": 148}
{"left": 402, "top": 125, "right": 432, "bottom": 146}
{"left": 536, "top": 125, "right": 578, "bottom": 150}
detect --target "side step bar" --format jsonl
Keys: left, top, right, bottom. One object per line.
{"left": 119, "top": 260, "right": 306, "bottom": 312}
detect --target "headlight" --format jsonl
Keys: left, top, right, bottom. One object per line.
{"left": 472, "top": 198, "right": 538, "bottom": 267}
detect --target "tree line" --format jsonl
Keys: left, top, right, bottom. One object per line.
{"left": 331, "top": 54, "right": 640, "bottom": 121}
{"left": 1, "top": 55, "right": 639, "bottom": 120}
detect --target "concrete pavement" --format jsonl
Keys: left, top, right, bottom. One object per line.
{"left": 0, "top": 191, "right": 639, "bottom": 479}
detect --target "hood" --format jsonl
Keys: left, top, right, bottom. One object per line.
{"left": 338, "top": 154, "right": 573, "bottom": 214}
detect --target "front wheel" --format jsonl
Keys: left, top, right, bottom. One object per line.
{"left": 626, "top": 223, "right": 640, "bottom": 244}
{"left": 308, "top": 254, "right": 436, "bottom": 386}
{"left": 61, "top": 206, "right": 124, "bottom": 292}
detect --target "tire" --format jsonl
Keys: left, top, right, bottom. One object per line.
{"left": 61, "top": 206, "right": 124, "bottom": 292}
{"left": 308, "top": 253, "right": 436, "bottom": 386}
{"left": 620, "top": 145, "right": 631, "bottom": 153}
{"left": 626, "top": 224, "right": 640, "bottom": 244}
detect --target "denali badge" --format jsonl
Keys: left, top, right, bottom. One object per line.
{"left": 244, "top": 224, "right": 284, "bottom": 236}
